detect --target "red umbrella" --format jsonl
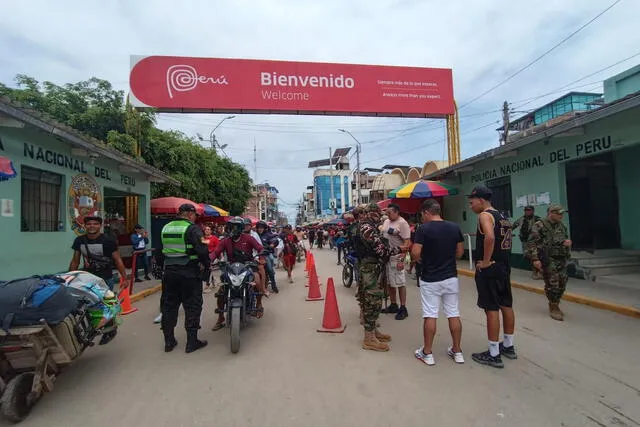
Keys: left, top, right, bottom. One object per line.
{"left": 377, "top": 199, "right": 392, "bottom": 209}
{"left": 151, "top": 197, "right": 204, "bottom": 215}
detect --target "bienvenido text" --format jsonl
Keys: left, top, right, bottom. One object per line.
{"left": 260, "top": 71, "right": 355, "bottom": 102}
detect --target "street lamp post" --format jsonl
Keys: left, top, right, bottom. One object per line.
{"left": 209, "top": 115, "right": 235, "bottom": 154}
{"left": 338, "top": 129, "right": 362, "bottom": 206}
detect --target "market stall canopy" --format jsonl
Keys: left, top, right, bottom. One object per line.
{"left": 377, "top": 199, "right": 392, "bottom": 209}
{"left": 151, "top": 197, "right": 204, "bottom": 215}
{"left": 199, "top": 203, "right": 229, "bottom": 217}
{"left": 388, "top": 180, "right": 458, "bottom": 199}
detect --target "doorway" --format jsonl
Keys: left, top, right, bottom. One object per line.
{"left": 565, "top": 151, "right": 620, "bottom": 251}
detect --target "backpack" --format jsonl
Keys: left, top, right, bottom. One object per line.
{"left": 0, "top": 276, "right": 78, "bottom": 331}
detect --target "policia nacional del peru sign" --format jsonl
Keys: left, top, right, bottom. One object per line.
{"left": 471, "top": 136, "right": 613, "bottom": 183}
{"left": 129, "top": 55, "right": 455, "bottom": 117}
{"left": 22, "top": 143, "right": 137, "bottom": 186}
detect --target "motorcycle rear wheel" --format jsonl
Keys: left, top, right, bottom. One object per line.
{"left": 230, "top": 307, "right": 241, "bottom": 354}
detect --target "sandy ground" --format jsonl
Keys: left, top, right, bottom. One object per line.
{"left": 3, "top": 248, "right": 639, "bottom": 427}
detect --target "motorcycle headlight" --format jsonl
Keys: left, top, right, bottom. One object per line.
{"left": 229, "top": 272, "right": 248, "bottom": 287}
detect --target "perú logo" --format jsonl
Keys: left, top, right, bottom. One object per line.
{"left": 166, "top": 65, "right": 229, "bottom": 98}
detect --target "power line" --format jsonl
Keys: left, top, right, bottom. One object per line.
{"left": 459, "top": 0, "right": 624, "bottom": 110}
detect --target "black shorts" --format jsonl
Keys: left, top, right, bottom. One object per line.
{"left": 475, "top": 262, "right": 513, "bottom": 311}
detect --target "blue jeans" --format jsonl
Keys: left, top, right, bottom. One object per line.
{"left": 265, "top": 253, "right": 277, "bottom": 289}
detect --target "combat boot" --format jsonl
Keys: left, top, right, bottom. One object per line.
{"left": 375, "top": 329, "right": 392, "bottom": 343}
{"left": 362, "top": 331, "right": 389, "bottom": 352}
{"left": 549, "top": 303, "right": 564, "bottom": 321}
{"left": 185, "top": 330, "right": 208, "bottom": 353}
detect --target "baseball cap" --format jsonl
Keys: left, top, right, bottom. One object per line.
{"left": 178, "top": 203, "right": 197, "bottom": 214}
{"left": 524, "top": 205, "right": 534, "bottom": 210}
{"left": 467, "top": 185, "right": 493, "bottom": 200}
{"left": 548, "top": 204, "right": 568, "bottom": 214}
{"left": 134, "top": 224, "right": 143, "bottom": 230}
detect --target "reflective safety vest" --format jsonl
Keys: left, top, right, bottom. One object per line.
{"left": 161, "top": 220, "right": 198, "bottom": 261}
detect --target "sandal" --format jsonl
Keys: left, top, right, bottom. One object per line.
{"left": 212, "top": 321, "right": 225, "bottom": 331}
{"left": 255, "top": 307, "right": 264, "bottom": 318}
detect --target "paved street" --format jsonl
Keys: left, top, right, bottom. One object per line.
{"left": 5, "top": 249, "right": 640, "bottom": 427}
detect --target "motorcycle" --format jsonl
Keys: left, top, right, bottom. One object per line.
{"left": 342, "top": 250, "right": 360, "bottom": 288}
{"left": 217, "top": 253, "right": 266, "bottom": 353}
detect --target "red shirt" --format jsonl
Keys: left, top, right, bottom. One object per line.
{"left": 211, "top": 234, "right": 263, "bottom": 262}
{"left": 203, "top": 235, "right": 220, "bottom": 253}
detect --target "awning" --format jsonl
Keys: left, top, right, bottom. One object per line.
{"left": 151, "top": 197, "right": 204, "bottom": 215}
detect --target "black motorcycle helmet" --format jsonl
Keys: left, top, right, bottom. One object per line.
{"left": 228, "top": 217, "right": 245, "bottom": 239}
{"left": 256, "top": 220, "right": 268, "bottom": 232}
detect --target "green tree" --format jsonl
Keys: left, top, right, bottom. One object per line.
{"left": 1, "top": 74, "right": 252, "bottom": 214}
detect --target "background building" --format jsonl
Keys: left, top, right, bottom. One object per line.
{"left": 426, "top": 64, "right": 640, "bottom": 277}
{"left": 244, "top": 182, "right": 279, "bottom": 221}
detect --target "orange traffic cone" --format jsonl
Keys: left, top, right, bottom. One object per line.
{"left": 119, "top": 286, "right": 138, "bottom": 315}
{"left": 306, "top": 267, "right": 324, "bottom": 301}
{"left": 317, "top": 278, "right": 346, "bottom": 333}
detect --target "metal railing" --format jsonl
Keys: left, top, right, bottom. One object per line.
{"left": 463, "top": 233, "right": 477, "bottom": 270}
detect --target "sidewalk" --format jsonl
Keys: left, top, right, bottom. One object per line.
{"left": 457, "top": 261, "right": 640, "bottom": 318}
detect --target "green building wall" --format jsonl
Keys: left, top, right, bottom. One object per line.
{"left": 0, "top": 127, "right": 151, "bottom": 280}
{"left": 440, "top": 107, "right": 640, "bottom": 264}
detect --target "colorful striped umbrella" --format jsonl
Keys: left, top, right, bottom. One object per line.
{"left": 199, "top": 203, "right": 230, "bottom": 217}
{"left": 388, "top": 180, "right": 458, "bottom": 199}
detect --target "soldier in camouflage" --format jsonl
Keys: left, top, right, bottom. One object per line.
{"left": 512, "top": 205, "right": 542, "bottom": 279}
{"left": 525, "top": 204, "right": 572, "bottom": 321}
{"left": 354, "top": 203, "right": 406, "bottom": 351}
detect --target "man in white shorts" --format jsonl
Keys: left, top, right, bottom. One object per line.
{"left": 381, "top": 204, "right": 411, "bottom": 320}
{"left": 411, "top": 199, "right": 465, "bottom": 366}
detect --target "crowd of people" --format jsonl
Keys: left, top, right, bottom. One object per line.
{"left": 67, "top": 186, "right": 571, "bottom": 360}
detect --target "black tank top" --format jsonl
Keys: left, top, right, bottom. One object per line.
{"left": 475, "top": 209, "right": 512, "bottom": 264}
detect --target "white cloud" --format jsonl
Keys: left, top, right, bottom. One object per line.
{"left": 2, "top": 0, "right": 639, "bottom": 220}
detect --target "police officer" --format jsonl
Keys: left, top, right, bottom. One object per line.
{"left": 159, "top": 203, "right": 210, "bottom": 353}
{"left": 526, "top": 204, "right": 572, "bottom": 321}
{"left": 512, "top": 206, "right": 542, "bottom": 279}
{"left": 354, "top": 203, "right": 404, "bottom": 352}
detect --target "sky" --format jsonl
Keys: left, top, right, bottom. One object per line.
{"left": 2, "top": 0, "right": 640, "bottom": 222}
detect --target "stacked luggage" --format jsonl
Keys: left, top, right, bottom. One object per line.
{"left": 0, "top": 272, "right": 121, "bottom": 359}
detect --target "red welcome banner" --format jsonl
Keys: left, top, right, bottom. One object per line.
{"left": 129, "top": 56, "right": 455, "bottom": 117}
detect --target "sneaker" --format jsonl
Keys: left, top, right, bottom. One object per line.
{"left": 395, "top": 306, "right": 408, "bottom": 320}
{"left": 271, "top": 286, "right": 279, "bottom": 294}
{"left": 415, "top": 348, "right": 435, "bottom": 366}
{"left": 153, "top": 313, "right": 163, "bottom": 324}
{"left": 447, "top": 347, "right": 465, "bottom": 364}
{"left": 471, "top": 350, "right": 504, "bottom": 368}
{"left": 382, "top": 303, "right": 399, "bottom": 314}
{"left": 499, "top": 343, "right": 518, "bottom": 360}
{"left": 134, "top": 278, "right": 143, "bottom": 283}
{"left": 144, "top": 275, "right": 151, "bottom": 281}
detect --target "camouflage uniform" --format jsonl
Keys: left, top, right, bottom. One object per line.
{"left": 512, "top": 213, "right": 541, "bottom": 252}
{"left": 356, "top": 215, "right": 398, "bottom": 333}
{"left": 525, "top": 216, "right": 570, "bottom": 304}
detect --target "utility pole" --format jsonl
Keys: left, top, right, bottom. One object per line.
{"left": 329, "top": 147, "right": 335, "bottom": 216}
{"left": 356, "top": 144, "right": 361, "bottom": 207}
{"left": 501, "top": 101, "right": 510, "bottom": 146}
{"left": 254, "top": 140, "right": 259, "bottom": 219}
{"left": 338, "top": 129, "right": 362, "bottom": 206}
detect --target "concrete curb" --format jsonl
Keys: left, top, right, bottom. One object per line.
{"left": 130, "top": 284, "right": 162, "bottom": 303}
{"left": 457, "top": 268, "right": 640, "bottom": 319}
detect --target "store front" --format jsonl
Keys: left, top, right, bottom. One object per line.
{"left": 0, "top": 98, "right": 176, "bottom": 280}
{"left": 425, "top": 93, "right": 640, "bottom": 267}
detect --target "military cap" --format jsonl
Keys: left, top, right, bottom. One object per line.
{"left": 364, "top": 203, "right": 382, "bottom": 213}
{"left": 548, "top": 204, "right": 567, "bottom": 214}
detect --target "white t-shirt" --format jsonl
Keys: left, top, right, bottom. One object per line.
{"left": 382, "top": 217, "right": 411, "bottom": 249}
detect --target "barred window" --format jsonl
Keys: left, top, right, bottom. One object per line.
{"left": 21, "top": 166, "right": 63, "bottom": 232}
{"left": 486, "top": 176, "right": 513, "bottom": 219}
